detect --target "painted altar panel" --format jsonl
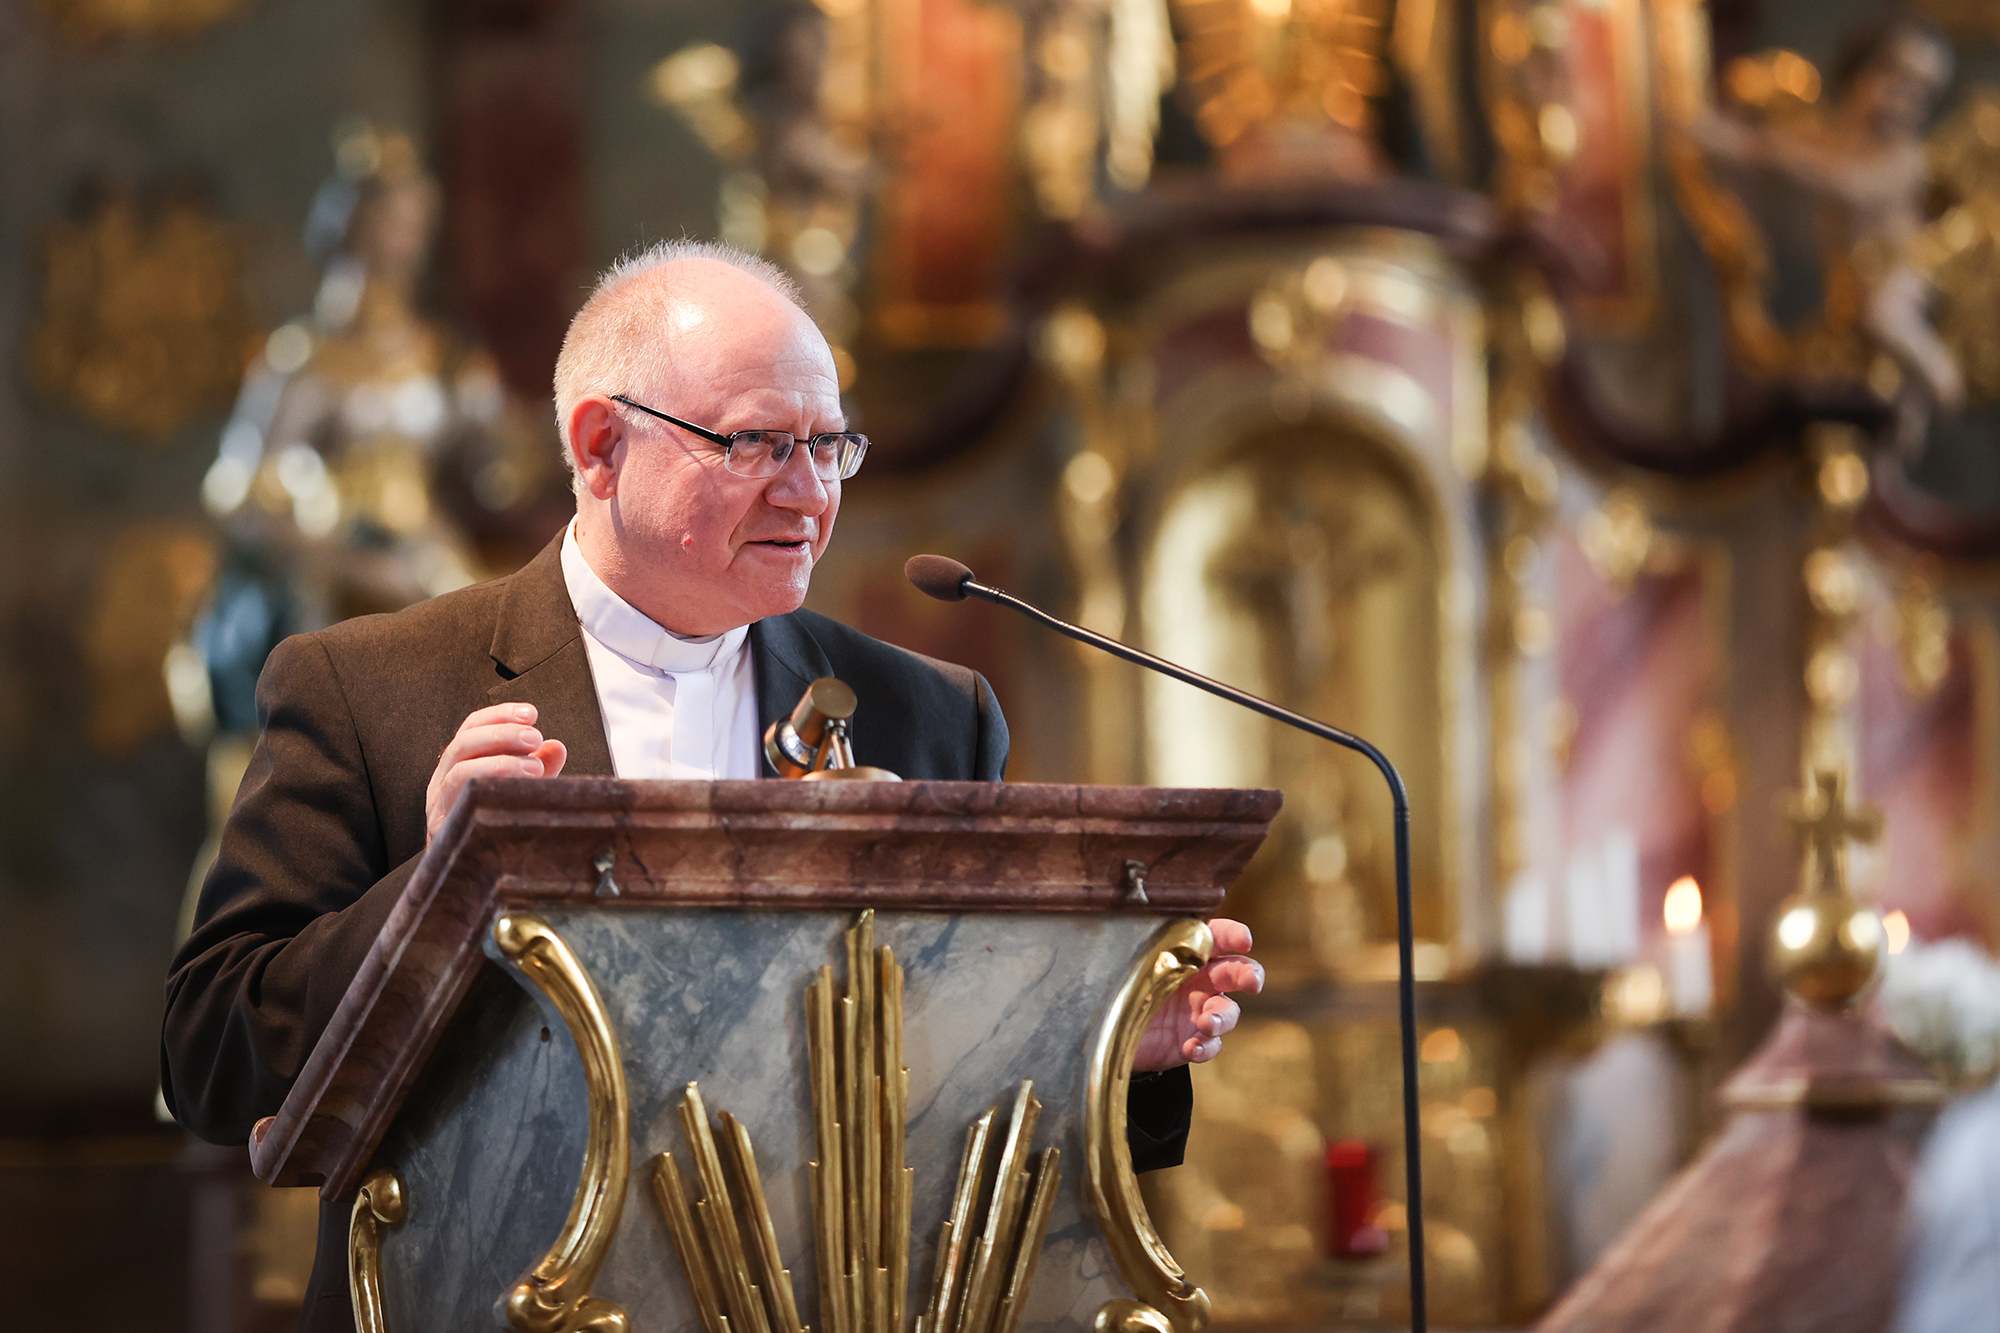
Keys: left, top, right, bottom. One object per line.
{"left": 1856, "top": 583, "right": 2000, "bottom": 946}
{"left": 1485, "top": 0, "right": 1659, "bottom": 331}
{"left": 1549, "top": 0, "right": 1659, "bottom": 332}
{"left": 870, "top": 0, "right": 1022, "bottom": 344}
{"left": 1512, "top": 519, "right": 1731, "bottom": 982}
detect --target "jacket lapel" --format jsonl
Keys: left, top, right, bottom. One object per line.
{"left": 486, "top": 536, "right": 616, "bottom": 778}
{"left": 749, "top": 613, "right": 835, "bottom": 777}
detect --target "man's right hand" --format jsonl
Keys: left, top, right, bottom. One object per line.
{"left": 425, "top": 703, "right": 568, "bottom": 843}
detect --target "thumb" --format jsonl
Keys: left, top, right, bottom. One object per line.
{"left": 534, "top": 738, "right": 568, "bottom": 778}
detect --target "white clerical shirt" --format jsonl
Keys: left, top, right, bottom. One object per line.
{"left": 560, "top": 523, "right": 760, "bottom": 780}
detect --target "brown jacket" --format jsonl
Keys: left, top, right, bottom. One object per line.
{"left": 160, "top": 537, "right": 1188, "bottom": 1330}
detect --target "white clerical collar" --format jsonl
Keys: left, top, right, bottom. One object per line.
{"left": 560, "top": 522, "right": 749, "bottom": 674}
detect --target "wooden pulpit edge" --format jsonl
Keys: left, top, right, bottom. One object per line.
{"left": 249, "top": 777, "right": 1282, "bottom": 1200}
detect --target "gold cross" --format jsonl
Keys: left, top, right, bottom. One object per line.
{"left": 1786, "top": 767, "right": 1882, "bottom": 897}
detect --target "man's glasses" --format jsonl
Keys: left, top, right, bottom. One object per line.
{"left": 611, "top": 395, "right": 869, "bottom": 482}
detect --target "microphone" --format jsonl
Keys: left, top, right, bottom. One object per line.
{"left": 904, "top": 554, "right": 979, "bottom": 602}
{"left": 906, "top": 553, "right": 1429, "bottom": 1333}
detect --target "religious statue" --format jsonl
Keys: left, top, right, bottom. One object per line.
{"left": 1683, "top": 15, "right": 1961, "bottom": 433}
{"left": 651, "top": 0, "right": 1028, "bottom": 356}
{"left": 651, "top": 13, "right": 873, "bottom": 349}
{"left": 194, "top": 125, "right": 524, "bottom": 735}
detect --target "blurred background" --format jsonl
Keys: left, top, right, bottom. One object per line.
{"left": 4, "top": 0, "right": 2000, "bottom": 1327}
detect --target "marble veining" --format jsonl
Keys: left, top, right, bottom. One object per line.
{"left": 371, "top": 907, "right": 1172, "bottom": 1331}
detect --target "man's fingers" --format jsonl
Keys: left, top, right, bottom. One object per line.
{"left": 1183, "top": 1035, "right": 1223, "bottom": 1063}
{"left": 441, "top": 754, "right": 551, "bottom": 797}
{"left": 1202, "top": 956, "right": 1265, "bottom": 997}
{"left": 1132, "top": 924, "right": 1258, "bottom": 1074}
{"left": 457, "top": 702, "right": 538, "bottom": 733}
{"left": 1208, "top": 917, "right": 1253, "bottom": 955}
{"left": 437, "top": 722, "right": 545, "bottom": 774}
{"left": 1197, "top": 995, "right": 1241, "bottom": 1038}
{"left": 427, "top": 730, "right": 564, "bottom": 844}
{"left": 432, "top": 703, "right": 543, "bottom": 776}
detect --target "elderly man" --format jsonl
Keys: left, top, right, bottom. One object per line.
{"left": 163, "top": 241, "right": 1262, "bottom": 1330}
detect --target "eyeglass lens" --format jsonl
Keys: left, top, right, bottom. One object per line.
{"left": 724, "top": 430, "right": 868, "bottom": 482}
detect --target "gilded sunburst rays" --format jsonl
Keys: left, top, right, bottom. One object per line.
{"left": 652, "top": 912, "right": 1061, "bottom": 1333}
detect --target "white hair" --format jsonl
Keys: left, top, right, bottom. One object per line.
{"left": 551, "top": 239, "right": 805, "bottom": 487}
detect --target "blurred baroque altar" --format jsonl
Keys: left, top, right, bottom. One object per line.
{"left": 8, "top": 0, "right": 2000, "bottom": 1328}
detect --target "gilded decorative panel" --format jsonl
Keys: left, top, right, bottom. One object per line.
{"left": 30, "top": 192, "right": 252, "bottom": 441}
{"left": 1169, "top": 0, "right": 1392, "bottom": 179}
{"left": 36, "top": 0, "right": 251, "bottom": 43}
{"left": 1856, "top": 571, "right": 2000, "bottom": 947}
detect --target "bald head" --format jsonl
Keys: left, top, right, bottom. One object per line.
{"left": 553, "top": 240, "right": 812, "bottom": 487}
{"left": 556, "top": 240, "right": 848, "bottom": 636}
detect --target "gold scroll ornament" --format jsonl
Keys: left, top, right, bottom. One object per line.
{"left": 349, "top": 1167, "right": 407, "bottom": 1333}
{"left": 492, "top": 911, "right": 632, "bottom": 1333}
{"left": 1085, "top": 919, "right": 1215, "bottom": 1333}
{"left": 651, "top": 911, "right": 1061, "bottom": 1333}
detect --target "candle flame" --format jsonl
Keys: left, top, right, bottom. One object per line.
{"left": 1664, "top": 876, "right": 1703, "bottom": 935}
{"left": 1884, "top": 909, "right": 1911, "bottom": 955}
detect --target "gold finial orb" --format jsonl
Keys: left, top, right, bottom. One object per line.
{"left": 1769, "top": 894, "right": 1882, "bottom": 1008}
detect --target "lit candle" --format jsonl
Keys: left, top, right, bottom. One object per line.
{"left": 1663, "top": 875, "right": 1713, "bottom": 1017}
{"left": 1883, "top": 909, "right": 1911, "bottom": 955}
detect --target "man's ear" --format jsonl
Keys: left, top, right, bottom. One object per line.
{"left": 567, "top": 398, "right": 622, "bottom": 499}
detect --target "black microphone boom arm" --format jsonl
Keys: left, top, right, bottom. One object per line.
{"left": 904, "top": 554, "right": 1429, "bottom": 1333}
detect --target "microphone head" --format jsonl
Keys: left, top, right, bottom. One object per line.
{"left": 905, "top": 554, "right": 975, "bottom": 602}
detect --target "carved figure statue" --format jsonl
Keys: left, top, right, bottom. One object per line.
{"left": 1691, "top": 15, "right": 1960, "bottom": 419}
{"left": 652, "top": 11, "right": 871, "bottom": 340}
{"left": 196, "top": 127, "right": 519, "bottom": 734}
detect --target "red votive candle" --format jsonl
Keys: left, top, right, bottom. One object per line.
{"left": 1325, "top": 1138, "right": 1389, "bottom": 1258}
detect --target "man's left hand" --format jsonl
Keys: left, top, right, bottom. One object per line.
{"left": 1133, "top": 919, "right": 1263, "bottom": 1071}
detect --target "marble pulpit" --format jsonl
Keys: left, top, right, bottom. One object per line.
{"left": 247, "top": 778, "right": 1279, "bottom": 1333}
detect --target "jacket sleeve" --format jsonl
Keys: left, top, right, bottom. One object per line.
{"left": 972, "top": 670, "right": 1010, "bottom": 783}
{"left": 1127, "top": 1067, "right": 1194, "bottom": 1172}
{"left": 160, "top": 634, "right": 418, "bottom": 1144}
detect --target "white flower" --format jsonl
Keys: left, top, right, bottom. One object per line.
{"left": 1879, "top": 937, "right": 2000, "bottom": 1086}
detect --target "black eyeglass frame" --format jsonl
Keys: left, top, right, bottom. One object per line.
{"left": 609, "top": 394, "right": 868, "bottom": 481}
